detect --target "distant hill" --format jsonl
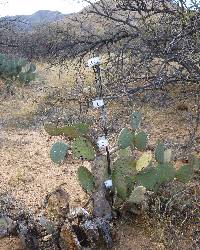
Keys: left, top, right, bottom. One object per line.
{"left": 1, "top": 10, "right": 68, "bottom": 31}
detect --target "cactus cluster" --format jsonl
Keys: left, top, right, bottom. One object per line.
{"left": 46, "top": 112, "right": 199, "bottom": 210}
{"left": 111, "top": 112, "right": 199, "bottom": 205}
{"left": 0, "top": 53, "right": 36, "bottom": 84}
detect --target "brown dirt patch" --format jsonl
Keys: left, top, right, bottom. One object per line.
{"left": 0, "top": 128, "right": 86, "bottom": 211}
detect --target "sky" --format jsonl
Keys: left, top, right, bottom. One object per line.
{"left": 0, "top": 0, "right": 87, "bottom": 17}
{"left": 0, "top": 0, "right": 195, "bottom": 17}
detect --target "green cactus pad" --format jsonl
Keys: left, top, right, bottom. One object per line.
{"left": 18, "top": 72, "right": 27, "bottom": 82}
{"left": 44, "top": 124, "right": 62, "bottom": 136}
{"left": 113, "top": 175, "right": 127, "bottom": 200}
{"left": 50, "top": 142, "right": 68, "bottom": 164}
{"left": 155, "top": 142, "right": 165, "bottom": 163}
{"left": 118, "top": 128, "right": 133, "bottom": 149}
{"left": 18, "top": 71, "right": 35, "bottom": 83}
{"left": 73, "top": 123, "right": 90, "bottom": 135}
{"left": 163, "top": 149, "right": 172, "bottom": 163}
{"left": 77, "top": 166, "right": 95, "bottom": 193}
{"left": 136, "top": 152, "right": 152, "bottom": 172}
{"left": 118, "top": 148, "right": 132, "bottom": 158}
{"left": 60, "top": 126, "right": 80, "bottom": 138}
{"left": 26, "top": 72, "right": 36, "bottom": 82}
{"left": 44, "top": 123, "right": 89, "bottom": 138}
{"left": 155, "top": 142, "right": 172, "bottom": 163}
{"left": 72, "top": 137, "right": 95, "bottom": 161}
{"left": 133, "top": 131, "right": 148, "bottom": 150}
{"left": 131, "top": 111, "right": 142, "bottom": 130}
{"left": 128, "top": 186, "right": 146, "bottom": 204}
{"left": 176, "top": 164, "right": 193, "bottom": 183}
{"left": 112, "top": 157, "right": 137, "bottom": 200}
{"left": 136, "top": 166, "right": 158, "bottom": 191}
{"left": 156, "top": 163, "right": 176, "bottom": 185}
{"left": 188, "top": 154, "right": 200, "bottom": 170}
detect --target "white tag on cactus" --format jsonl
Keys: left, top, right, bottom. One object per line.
{"left": 104, "top": 179, "right": 112, "bottom": 188}
{"left": 97, "top": 136, "right": 109, "bottom": 148}
{"left": 87, "top": 57, "right": 101, "bottom": 67}
{"left": 92, "top": 99, "right": 104, "bottom": 108}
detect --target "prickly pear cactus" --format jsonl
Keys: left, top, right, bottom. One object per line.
{"left": 176, "top": 164, "right": 193, "bottom": 183}
{"left": 0, "top": 53, "right": 36, "bottom": 84}
{"left": 156, "top": 163, "right": 176, "bottom": 185}
{"left": 60, "top": 126, "right": 80, "bottom": 138}
{"left": 155, "top": 142, "right": 172, "bottom": 163}
{"left": 133, "top": 131, "right": 148, "bottom": 151}
{"left": 44, "top": 123, "right": 89, "bottom": 138}
{"left": 77, "top": 166, "right": 95, "bottom": 193}
{"left": 74, "top": 123, "right": 90, "bottom": 135}
{"left": 112, "top": 174, "right": 127, "bottom": 201}
{"left": 128, "top": 186, "right": 146, "bottom": 204}
{"left": 131, "top": 111, "right": 142, "bottom": 130}
{"left": 136, "top": 162, "right": 175, "bottom": 191}
{"left": 136, "top": 166, "right": 158, "bottom": 191}
{"left": 136, "top": 152, "right": 152, "bottom": 172}
{"left": 118, "top": 128, "right": 133, "bottom": 149}
{"left": 163, "top": 149, "right": 172, "bottom": 163}
{"left": 112, "top": 157, "right": 137, "bottom": 200}
{"left": 72, "top": 137, "right": 95, "bottom": 161}
{"left": 44, "top": 124, "right": 62, "bottom": 136}
{"left": 118, "top": 148, "right": 132, "bottom": 158}
{"left": 50, "top": 142, "right": 68, "bottom": 164}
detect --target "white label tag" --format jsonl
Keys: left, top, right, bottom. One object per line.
{"left": 104, "top": 179, "right": 112, "bottom": 188}
{"left": 87, "top": 57, "right": 101, "bottom": 67}
{"left": 92, "top": 99, "right": 104, "bottom": 108}
{"left": 97, "top": 136, "right": 109, "bottom": 148}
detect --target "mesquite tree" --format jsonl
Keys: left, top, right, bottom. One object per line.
{"left": 24, "top": 0, "right": 200, "bottom": 92}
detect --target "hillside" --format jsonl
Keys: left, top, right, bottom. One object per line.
{"left": 0, "top": 10, "right": 68, "bottom": 31}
